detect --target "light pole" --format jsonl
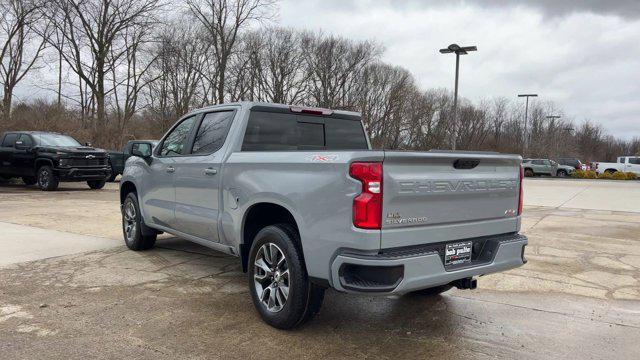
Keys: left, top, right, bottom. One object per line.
{"left": 440, "top": 44, "right": 477, "bottom": 150}
{"left": 546, "top": 115, "right": 562, "bottom": 157}
{"left": 517, "top": 93, "right": 538, "bottom": 155}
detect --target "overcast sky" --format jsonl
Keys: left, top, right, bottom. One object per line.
{"left": 279, "top": 0, "right": 640, "bottom": 140}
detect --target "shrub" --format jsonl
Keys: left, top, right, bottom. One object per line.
{"left": 572, "top": 170, "right": 598, "bottom": 179}
{"left": 598, "top": 172, "right": 613, "bottom": 180}
{"left": 625, "top": 172, "right": 638, "bottom": 180}
{"left": 611, "top": 171, "right": 628, "bottom": 180}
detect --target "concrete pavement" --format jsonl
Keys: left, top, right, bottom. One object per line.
{"left": 0, "top": 222, "right": 119, "bottom": 267}
{"left": 1, "top": 178, "right": 640, "bottom": 359}
{"left": 524, "top": 178, "right": 640, "bottom": 212}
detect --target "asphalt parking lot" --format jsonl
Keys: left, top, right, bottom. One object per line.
{"left": 1, "top": 178, "right": 639, "bottom": 359}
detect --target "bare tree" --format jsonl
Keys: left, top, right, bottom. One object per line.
{"left": 302, "top": 32, "right": 381, "bottom": 110}
{"left": 186, "top": 0, "right": 276, "bottom": 104}
{"left": 0, "top": 0, "right": 48, "bottom": 123}
{"left": 46, "top": 0, "right": 161, "bottom": 140}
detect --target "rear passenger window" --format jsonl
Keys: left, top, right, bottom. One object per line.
{"left": 192, "top": 111, "right": 234, "bottom": 154}
{"left": 1, "top": 133, "right": 18, "bottom": 147}
{"left": 242, "top": 111, "right": 368, "bottom": 151}
{"left": 629, "top": 158, "right": 640, "bottom": 165}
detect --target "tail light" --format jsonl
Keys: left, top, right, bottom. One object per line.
{"left": 350, "top": 162, "right": 383, "bottom": 229}
{"left": 518, "top": 164, "right": 524, "bottom": 215}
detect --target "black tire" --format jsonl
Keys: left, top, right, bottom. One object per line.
{"left": 122, "top": 192, "right": 156, "bottom": 251}
{"left": 605, "top": 169, "right": 617, "bottom": 174}
{"left": 524, "top": 168, "right": 534, "bottom": 177}
{"left": 37, "top": 165, "right": 59, "bottom": 191}
{"left": 556, "top": 170, "right": 567, "bottom": 177}
{"left": 409, "top": 284, "right": 453, "bottom": 296}
{"left": 22, "top": 176, "right": 36, "bottom": 185}
{"left": 248, "top": 224, "right": 325, "bottom": 330}
{"left": 87, "top": 179, "right": 106, "bottom": 189}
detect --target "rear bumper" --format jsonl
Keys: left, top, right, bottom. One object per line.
{"left": 330, "top": 233, "right": 527, "bottom": 294}
{"left": 55, "top": 167, "right": 111, "bottom": 181}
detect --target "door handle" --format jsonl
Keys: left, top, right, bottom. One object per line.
{"left": 166, "top": 166, "right": 175, "bottom": 173}
{"left": 203, "top": 168, "right": 218, "bottom": 176}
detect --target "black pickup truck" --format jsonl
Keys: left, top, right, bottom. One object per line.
{"left": 0, "top": 131, "right": 111, "bottom": 191}
{"left": 107, "top": 140, "right": 156, "bottom": 181}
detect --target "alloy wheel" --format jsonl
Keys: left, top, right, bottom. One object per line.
{"left": 253, "top": 243, "right": 290, "bottom": 313}
{"left": 123, "top": 199, "right": 137, "bottom": 242}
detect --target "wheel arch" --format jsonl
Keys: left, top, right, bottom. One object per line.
{"left": 34, "top": 158, "right": 54, "bottom": 171}
{"left": 120, "top": 180, "right": 137, "bottom": 204}
{"left": 240, "top": 202, "right": 300, "bottom": 273}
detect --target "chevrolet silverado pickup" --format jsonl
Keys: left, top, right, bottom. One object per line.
{"left": 0, "top": 131, "right": 110, "bottom": 191}
{"left": 593, "top": 156, "right": 640, "bottom": 175}
{"left": 119, "top": 102, "right": 527, "bottom": 329}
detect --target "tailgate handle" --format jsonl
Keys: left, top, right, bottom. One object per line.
{"left": 453, "top": 159, "right": 480, "bottom": 169}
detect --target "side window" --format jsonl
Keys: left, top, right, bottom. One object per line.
{"left": 1, "top": 133, "right": 18, "bottom": 147}
{"left": 191, "top": 111, "right": 234, "bottom": 154}
{"left": 543, "top": 160, "right": 551, "bottom": 166}
{"left": 160, "top": 116, "right": 196, "bottom": 156}
{"left": 17, "top": 134, "right": 33, "bottom": 148}
{"left": 629, "top": 158, "right": 640, "bottom": 165}
{"left": 532, "top": 160, "right": 542, "bottom": 165}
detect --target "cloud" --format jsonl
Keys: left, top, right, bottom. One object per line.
{"left": 279, "top": 0, "right": 640, "bottom": 140}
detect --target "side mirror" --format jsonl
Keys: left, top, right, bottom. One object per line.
{"left": 132, "top": 146, "right": 152, "bottom": 159}
{"left": 85, "top": 142, "right": 92, "bottom": 147}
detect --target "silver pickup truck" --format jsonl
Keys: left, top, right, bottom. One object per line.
{"left": 120, "top": 102, "right": 527, "bottom": 329}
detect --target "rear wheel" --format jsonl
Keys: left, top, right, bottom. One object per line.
{"left": 248, "top": 224, "right": 325, "bottom": 329}
{"left": 122, "top": 192, "right": 156, "bottom": 250}
{"left": 605, "top": 169, "right": 617, "bottom": 174}
{"left": 21, "top": 176, "right": 36, "bottom": 185}
{"left": 556, "top": 169, "right": 567, "bottom": 177}
{"left": 524, "top": 168, "right": 534, "bottom": 177}
{"left": 87, "top": 179, "right": 106, "bottom": 189}
{"left": 37, "top": 166, "right": 58, "bottom": 191}
{"left": 409, "top": 284, "right": 453, "bottom": 296}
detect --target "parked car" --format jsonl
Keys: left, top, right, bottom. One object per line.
{"left": 557, "top": 157, "right": 583, "bottom": 170}
{"left": 119, "top": 102, "right": 528, "bottom": 329}
{"left": 0, "top": 131, "right": 110, "bottom": 191}
{"left": 107, "top": 140, "right": 157, "bottom": 181}
{"left": 522, "top": 158, "right": 572, "bottom": 177}
{"left": 593, "top": 156, "right": 640, "bottom": 175}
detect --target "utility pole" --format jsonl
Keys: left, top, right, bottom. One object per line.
{"left": 440, "top": 44, "right": 477, "bottom": 150}
{"left": 518, "top": 93, "right": 538, "bottom": 155}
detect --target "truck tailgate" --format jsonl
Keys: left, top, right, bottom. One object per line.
{"left": 381, "top": 151, "right": 522, "bottom": 249}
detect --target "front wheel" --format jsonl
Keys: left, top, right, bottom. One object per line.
{"left": 87, "top": 179, "right": 106, "bottom": 189}
{"left": 524, "top": 168, "right": 534, "bottom": 177}
{"left": 556, "top": 170, "right": 567, "bottom": 177}
{"left": 122, "top": 192, "right": 156, "bottom": 250}
{"left": 248, "top": 224, "right": 325, "bottom": 329}
{"left": 107, "top": 162, "right": 117, "bottom": 182}
{"left": 37, "top": 166, "right": 59, "bottom": 191}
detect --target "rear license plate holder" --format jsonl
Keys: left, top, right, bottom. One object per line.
{"left": 445, "top": 241, "right": 472, "bottom": 266}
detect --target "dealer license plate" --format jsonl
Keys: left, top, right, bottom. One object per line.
{"left": 445, "top": 241, "right": 472, "bottom": 266}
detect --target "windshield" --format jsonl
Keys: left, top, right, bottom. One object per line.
{"left": 35, "top": 134, "right": 82, "bottom": 147}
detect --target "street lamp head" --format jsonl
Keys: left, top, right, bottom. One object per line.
{"left": 518, "top": 94, "right": 538, "bottom": 97}
{"left": 439, "top": 44, "right": 477, "bottom": 55}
